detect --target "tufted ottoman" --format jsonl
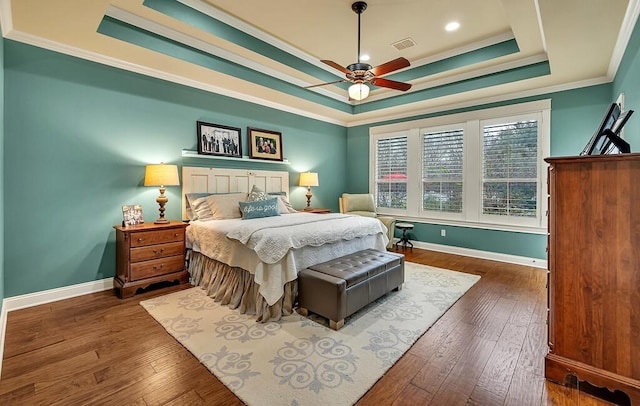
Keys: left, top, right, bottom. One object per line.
{"left": 297, "top": 249, "right": 405, "bottom": 330}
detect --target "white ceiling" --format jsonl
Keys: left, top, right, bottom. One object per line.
{"left": 1, "top": 0, "right": 638, "bottom": 126}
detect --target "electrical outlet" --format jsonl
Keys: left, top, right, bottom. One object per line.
{"left": 440, "top": 229, "right": 446, "bottom": 237}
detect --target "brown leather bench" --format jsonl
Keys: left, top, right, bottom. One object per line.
{"left": 297, "top": 249, "right": 405, "bottom": 330}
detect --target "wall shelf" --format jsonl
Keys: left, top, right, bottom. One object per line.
{"left": 181, "top": 150, "right": 291, "bottom": 165}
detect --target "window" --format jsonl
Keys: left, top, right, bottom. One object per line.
{"left": 370, "top": 100, "right": 550, "bottom": 232}
{"left": 422, "top": 127, "right": 464, "bottom": 213}
{"left": 482, "top": 118, "right": 538, "bottom": 219}
{"left": 375, "top": 134, "right": 407, "bottom": 209}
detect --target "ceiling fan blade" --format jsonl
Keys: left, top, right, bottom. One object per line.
{"left": 321, "top": 60, "right": 353, "bottom": 75}
{"left": 370, "top": 77, "right": 412, "bottom": 91}
{"left": 304, "top": 79, "right": 347, "bottom": 89}
{"left": 369, "top": 57, "right": 410, "bottom": 77}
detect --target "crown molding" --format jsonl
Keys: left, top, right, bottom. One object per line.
{"left": 410, "top": 32, "right": 516, "bottom": 68}
{"left": 107, "top": 5, "right": 348, "bottom": 104}
{"left": 533, "top": 0, "right": 548, "bottom": 53}
{"left": 0, "top": 0, "right": 13, "bottom": 36}
{"left": 177, "top": 0, "right": 336, "bottom": 75}
{"left": 608, "top": 0, "right": 640, "bottom": 79}
{"left": 346, "top": 75, "right": 610, "bottom": 128}
{"left": 362, "top": 52, "right": 549, "bottom": 104}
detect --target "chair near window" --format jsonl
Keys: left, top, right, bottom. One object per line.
{"left": 339, "top": 193, "right": 396, "bottom": 250}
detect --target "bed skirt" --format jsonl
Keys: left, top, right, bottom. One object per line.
{"left": 188, "top": 251, "right": 297, "bottom": 322}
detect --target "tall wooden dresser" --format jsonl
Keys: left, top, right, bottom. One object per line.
{"left": 545, "top": 154, "right": 640, "bottom": 403}
{"left": 113, "top": 221, "right": 189, "bottom": 298}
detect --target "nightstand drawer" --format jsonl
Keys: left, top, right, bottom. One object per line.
{"left": 130, "top": 229, "right": 184, "bottom": 247}
{"left": 130, "top": 255, "right": 185, "bottom": 281}
{"left": 130, "top": 242, "right": 184, "bottom": 262}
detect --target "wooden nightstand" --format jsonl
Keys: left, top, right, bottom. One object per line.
{"left": 303, "top": 208, "right": 331, "bottom": 214}
{"left": 113, "top": 221, "right": 189, "bottom": 298}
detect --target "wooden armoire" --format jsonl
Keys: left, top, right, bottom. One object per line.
{"left": 545, "top": 154, "right": 640, "bottom": 403}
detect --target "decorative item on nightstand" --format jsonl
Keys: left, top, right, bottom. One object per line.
{"left": 144, "top": 163, "right": 180, "bottom": 224}
{"left": 299, "top": 172, "right": 319, "bottom": 210}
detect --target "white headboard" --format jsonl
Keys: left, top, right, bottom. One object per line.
{"left": 181, "top": 166, "right": 290, "bottom": 220}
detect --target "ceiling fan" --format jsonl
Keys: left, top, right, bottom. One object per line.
{"left": 306, "top": 1, "right": 412, "bottom": 101}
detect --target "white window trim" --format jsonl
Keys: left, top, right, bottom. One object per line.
{"left": 369, "top": 100, "right": 550, "bottom": 234}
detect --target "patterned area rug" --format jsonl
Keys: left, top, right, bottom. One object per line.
{"left": 140, "top": 262, "right": 480, "bottom": 406}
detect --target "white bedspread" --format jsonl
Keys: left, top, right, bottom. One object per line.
{"left": 186, "top": 213, "right": 388, "bottom": 305}
{"left": 226, "top": 212, "right": 385, "bottom": 264}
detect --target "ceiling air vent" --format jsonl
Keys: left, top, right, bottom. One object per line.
{"left": 392, "top": 37, "right": 416, "bottom": 51}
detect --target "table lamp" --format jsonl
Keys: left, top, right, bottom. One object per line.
{"left": 299, "top": 172, "right": 319, "bottom": 210}
{"left": 144, "top": 163, "right": 180, "bottom": 224}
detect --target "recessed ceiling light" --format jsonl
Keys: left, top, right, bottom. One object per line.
{"left": 445, "top": 21, "right": 460, "bottom": 32}
{"left": 360, "top": 54, "right": 370, "bottom": 61}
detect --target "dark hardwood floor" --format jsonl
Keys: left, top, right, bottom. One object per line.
{"left": 0, "top": 248, "right": 621, "bottom": 405}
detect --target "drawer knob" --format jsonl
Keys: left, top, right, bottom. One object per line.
{"left": 152, "top": 248, "right": 165, "bottom": 255}
{"left": 153, "top": 264, "right": 165, "bottom": 270}
{"left": 137, "top": 238, "right": 143, "bottom": 242}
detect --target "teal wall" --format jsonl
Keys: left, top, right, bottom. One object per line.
{"left": 346, "top": 85, "right": 616, "bottom": 260}
{"left": 3, "top": 40, "right": 346, "bottom": 297}
{"left": 2, "top": 16, "right": 639, "bottom": 297}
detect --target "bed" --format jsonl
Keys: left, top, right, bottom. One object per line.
{"left": 182, "top": 166, "right": 388, "bottom": 322}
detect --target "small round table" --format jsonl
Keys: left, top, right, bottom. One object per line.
{"left": 395, "top": 222, "right": 414, "bottom": 250}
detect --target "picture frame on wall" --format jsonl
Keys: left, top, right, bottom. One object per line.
{"left": 248, "top": 127, "right": 283, "bottom": 161}
{"left": 197, "top": 121, "right": 242, "bottom": 158}
{"left": 122, "top": 204, "right": 144, "bottom": 226}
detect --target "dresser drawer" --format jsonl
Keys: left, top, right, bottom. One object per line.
{"left": 130, "top": 229, "right": 184, "bottom": 247}
{"left": 130, "top": 242, "right": 184, "bottom": 262}
{"left": 130, "top": 255, "right": 185, "bottom": 281}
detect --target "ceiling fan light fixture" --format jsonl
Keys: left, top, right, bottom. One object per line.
{"left": 348, "top": 82, "right": 370, "bottom": 100}
{"left": 307, "top": 2, "right": 411, "bottom": 96}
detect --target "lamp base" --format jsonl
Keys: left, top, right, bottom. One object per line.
{"left": 305, "top": 187, "right": 313, "bottom": 209}
{"left": 155, "top": 188, "right": 169, "bottom": 224}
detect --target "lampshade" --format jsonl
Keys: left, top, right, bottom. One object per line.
{"left": 299, "top": 172, "right": 319, "bottom": 187}
{"left": 144, "top": 164, "right": 180, "bottom": 187}
{"left": 348, "top": 82, "right": 370, "bottom": 101}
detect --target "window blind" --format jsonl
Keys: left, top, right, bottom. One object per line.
{"left": 482, "top": 120, "right": 538, "bottom": 217}
{"left": 422, "top": 128, "right": 464, "bottom": 213}
{"left": 375, "top": 136, "right": 407, "bottom": 209}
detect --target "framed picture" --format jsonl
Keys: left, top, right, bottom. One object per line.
{"left": 197, "top": 121, "right": 242, "bottom": 158}
{"left": 122, "top": 204, "right": 144, "bottom": 226}
{"left": 248, "top": 127, "right": 283, "bottom": 161}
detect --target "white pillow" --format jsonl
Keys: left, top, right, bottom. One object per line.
{"left": 268, "top": 192, "right": 297, "bottom": 214}
{"left": 192, "top": 192, "right": 247, "bottom": 220}
{"left": 185, "top": 192, "right": 213, "bottom": 220}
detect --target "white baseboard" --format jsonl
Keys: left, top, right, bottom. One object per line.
{"left": 2, "top": 278, "right": 114, "bottom": 312}
{"left": 0, "top": 278, "right": 113, "bottom": 377}
{"left": 410, "top": 240, "right": 548, "bottom": 269}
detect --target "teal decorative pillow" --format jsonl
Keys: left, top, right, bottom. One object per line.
{"left": 239, "top": 197, "right": 280, "bottom": 219}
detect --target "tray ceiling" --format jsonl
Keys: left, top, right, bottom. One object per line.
{"left": 2, "top": 0, "right": 637, "bottom": 125}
